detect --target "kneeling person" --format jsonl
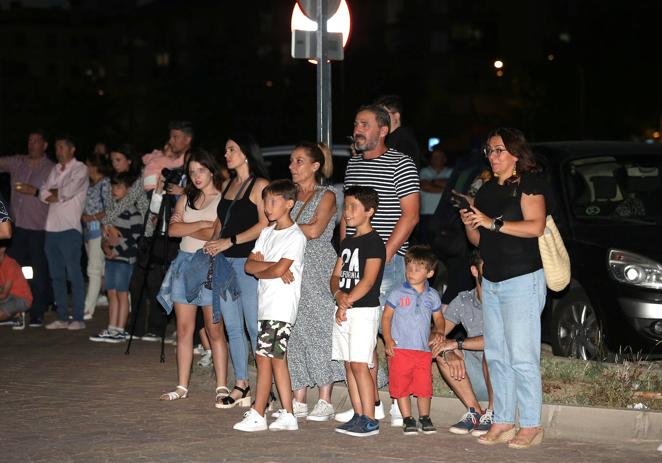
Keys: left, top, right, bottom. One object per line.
{"left": 436, "top": 250, "right": 494, "bottom": 436}
{"left": 382, "top": 245, "right": 444, "bottom": 435}
{"left": 0, "top": 244, "right": 33, "bottom": 328}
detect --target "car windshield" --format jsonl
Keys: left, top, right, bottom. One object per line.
{"left": 566, "top": 155, "right": 661, "bottom": 220}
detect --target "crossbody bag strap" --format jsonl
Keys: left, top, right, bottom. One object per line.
{"left": 293, "top": 188, "right": 319, "bottom": 223}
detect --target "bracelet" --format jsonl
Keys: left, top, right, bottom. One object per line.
{"left": 441, "top": 350, "right": 449, "bottom": 361}
{"left": 333, "top": 289, "right": 340, "bottom": 300}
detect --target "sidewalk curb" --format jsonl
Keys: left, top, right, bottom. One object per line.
{"left": 325, "top": 382, "right": 662, "bottom": 446}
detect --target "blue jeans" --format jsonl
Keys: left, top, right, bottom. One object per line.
{"left": 45, "top": 230, "right": 85, "bottom": 322}
{"left": 482, "top": 269, "right": 546, "bottom": 428}
{"left": 220, "top": 257, "right": 258, "bottom": 381}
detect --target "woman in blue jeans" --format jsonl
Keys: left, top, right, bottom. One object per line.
{"left": 204, "top": 133, "right": 269, "bottom": 409}
{"left": 459, "top": 128, "right": 548, "bottom": 449}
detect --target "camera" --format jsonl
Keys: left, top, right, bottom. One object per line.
{"left": 161, "top": 167, "right": 184, "bottom": 188}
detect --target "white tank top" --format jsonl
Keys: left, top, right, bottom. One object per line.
{"left": 180, "top": 193, "right": 222, "bottom": 253}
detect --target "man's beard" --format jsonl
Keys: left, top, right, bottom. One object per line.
{"left": 354, "top": 135, "right": 378, "bottom": 152}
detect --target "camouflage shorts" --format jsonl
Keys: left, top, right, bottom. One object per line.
{"left": 256, "top": 320, "right": 292, "bottom": 359}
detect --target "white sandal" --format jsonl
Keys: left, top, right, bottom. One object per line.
{"left": 160, "top": 385, "right": 189, "bottom": 401}
{"left": 214, "top": 386, "right": 231, "bottom": 408}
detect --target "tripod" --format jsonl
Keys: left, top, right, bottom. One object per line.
{"left": 125, "top": 192, "right": 177, "bottom": 362}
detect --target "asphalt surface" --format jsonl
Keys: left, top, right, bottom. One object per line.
{"left": 1, "top": 307, "right": 660, "bottom": 463}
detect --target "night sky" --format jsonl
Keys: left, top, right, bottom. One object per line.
{"left": 1, "top": 0, "right": 661, "bottom": 156}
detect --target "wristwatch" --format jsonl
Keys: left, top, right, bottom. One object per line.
{"left": 230, "top": 235, "right": 237, "bottom": 245}
{"left": 491, "top": 216, "right": 504, "bottom": 232}
{"left": 456, "top": 337, "right": 464, "bottom": 351}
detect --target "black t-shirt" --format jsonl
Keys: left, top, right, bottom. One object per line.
{"left": 338, "top": 230, "right": 386, "bottom": 307}
{"left": 386, "top": 126, "right": 421, "bottom": 169}
{"left": 474, "top": 173, "right": 549, "bottom": 282}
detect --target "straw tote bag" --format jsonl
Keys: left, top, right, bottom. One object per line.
{"left": 538, "top": 215, "right": 570, "bottom": 291}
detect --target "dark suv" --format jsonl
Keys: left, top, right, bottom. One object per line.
{"left": 532, "top": 142, "right": 662, "bottom": 360}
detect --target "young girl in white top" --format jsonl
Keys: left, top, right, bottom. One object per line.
{"left": 159, "top": 149, "right": 227, "bottom": 405}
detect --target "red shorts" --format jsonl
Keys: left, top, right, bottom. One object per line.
{"left": 388, "top": 348, "right": 433, "bottom": 399}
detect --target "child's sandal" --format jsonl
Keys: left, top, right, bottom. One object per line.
{"left": 160, "top": 385, "right": 188, "bottom": 401}
{"left": 214, "top": 386, "right": 231, "bottom": 408}
{"left": 216, "top": 385, "right": 251, "bottom": 409}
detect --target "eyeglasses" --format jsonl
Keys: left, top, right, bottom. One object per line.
{"left": 483, "top": 147, "right": 509, "bottom": 158}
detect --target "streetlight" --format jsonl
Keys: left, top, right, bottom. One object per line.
{"left": 291, "top": 0, "right": 351, "bottom": 149}
{"left": 493, "top": 59, "right": 504, "bottom": 77}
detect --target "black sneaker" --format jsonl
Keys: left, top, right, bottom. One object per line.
{"left": 344, "top": 415, "right": 380, "bottom": 437}
{"left": 29, "top": 318, "right": 43, "bottom": 328}
{"left": 418, "top": 415, "right": 437, "bottom": 435}
{"left": 402, "top": 417, "right": 418, "bottom": 435}
{"left": 335, "top": 413, "right": 360, "bottom": 435}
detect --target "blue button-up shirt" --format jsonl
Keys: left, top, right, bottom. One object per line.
{"left": 385, "top": 281, "right": 441, "bottom": 352}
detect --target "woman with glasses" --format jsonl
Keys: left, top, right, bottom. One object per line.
{"left": 458, "top": 128, "right": 548, "bottom": 449}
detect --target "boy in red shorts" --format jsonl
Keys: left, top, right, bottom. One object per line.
{"left": 382, "top": 245, "right": 445, "bottom": 435}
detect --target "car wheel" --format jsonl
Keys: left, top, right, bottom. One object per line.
{"left": 551, "top": 295, "right": 605, "bottom": 360}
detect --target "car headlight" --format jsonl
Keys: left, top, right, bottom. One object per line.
{"left": 608, "top": 249, "right": 662, "bottom": 290}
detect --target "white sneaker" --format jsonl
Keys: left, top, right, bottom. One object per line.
{"left": 389, "top": 401, "right": 403, "bottom": 427}
{"left": 67, "top": 321, "right": 86, "bottom": 331}
{"left": 375, "top": 401, "right": 386, "bottom": 420}
{"left": 193, "top": 344, "right": 206, "bottom": 355}
{"left": 306, "top": 399, "right": 335, "bottom": 422}
{"left": 269, "top": 411, "right": 299, "bottom": 431}
{"left": 83, "top": 312, "right": 93, "bottom": 321}
{"left": 197, "top": 350, "right": 213, "bottom": 367}
{"left": 233, "top": 408, "right": 268, "bottom": 432}
{"left": 45, "top": 320, "right": 69, "bottom": 330}
{"left": 271, "top": 399, "right": 308, "bottom": 418}
{"left": 334, "top": 407, "right": 356, "bottom": 423}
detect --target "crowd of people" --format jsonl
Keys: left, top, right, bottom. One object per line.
{"left": 0, "top": 97, "right": 550, "bottom": 448}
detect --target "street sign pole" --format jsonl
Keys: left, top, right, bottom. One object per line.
{"left": 316, "top": 0, "right": 332, "bottom": 151}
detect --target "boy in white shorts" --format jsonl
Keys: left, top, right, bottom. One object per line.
{"left": 233, "top": 179, "right": 307, "bottom": 433}
{"left": 331, "top": 186, "right": 385, "bottom": 437}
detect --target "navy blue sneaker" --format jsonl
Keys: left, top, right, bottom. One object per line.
{"left": 449, "top": 407, "right": 480, "bottom": 435}
{"left": 344, "top": 415, "right": 380, "bottom": 437}
{"left": 335, "top": 413, "right": 360, "bottom": 435}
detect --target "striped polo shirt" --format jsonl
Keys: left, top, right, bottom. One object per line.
{"left": 344, "top": 148, "right": 420, "bottom": 256}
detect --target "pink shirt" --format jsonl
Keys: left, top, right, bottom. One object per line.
{"left": 39, "top": 158, "right": 89, "bottom": 233}
{"left": 141, "top": 150, "right": 185, "bottom": 191}
{"left": 0, "top": 154, "right": 54, "bottom": 230}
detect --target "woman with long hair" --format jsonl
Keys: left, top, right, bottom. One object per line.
{"left": 284, "top": 141, "right": 345, "bottom": 421}
{"left": 203, "top": 133, "right": 269, "bottom": 409}
{"left": 159, "top": 149, "right": 228, "bottom": 403}
{"left": 459, "top": 127, "right": 548, "bottom": 448}
{"left": 102, "top": 144, "right": 148, "bottom": 243}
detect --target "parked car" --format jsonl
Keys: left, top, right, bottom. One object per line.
{"left": 532, "top": 141, "right": 662, "bottom": 360}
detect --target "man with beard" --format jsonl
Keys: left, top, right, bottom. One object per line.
{"left": 337, "top": 104, "right": 420, "bottom": 427}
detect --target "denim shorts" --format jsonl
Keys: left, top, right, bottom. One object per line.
{"left": 464, "top": 350, "right": 489, "bottom": 402}
{"left": 169, "top": 250, "right": 213, "bottom": 306}
{"left": 104, "top": 260, "right": 133, "bottom": 292}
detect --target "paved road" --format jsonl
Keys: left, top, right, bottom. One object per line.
{"left": 1, "top": 309, "right": 659, "bottom": 463}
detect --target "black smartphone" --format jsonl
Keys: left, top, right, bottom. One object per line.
{"left": 452, "top": 193, "right": 470, "bottom": 211}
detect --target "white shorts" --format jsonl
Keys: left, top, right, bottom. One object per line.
{"left": 332, "top": 306, "right": 380, "bottom": 367}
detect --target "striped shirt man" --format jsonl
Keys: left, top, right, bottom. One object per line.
{"left": 344, "top": 148, "right": 420, "bottom": 256}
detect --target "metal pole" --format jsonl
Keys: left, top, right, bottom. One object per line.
{"left": 316, "top": 0, "right": 332, "bottom": 151}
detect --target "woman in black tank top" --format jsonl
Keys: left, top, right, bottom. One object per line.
{"left": 203, "top": 133, "right": 269, "bottom": 408}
